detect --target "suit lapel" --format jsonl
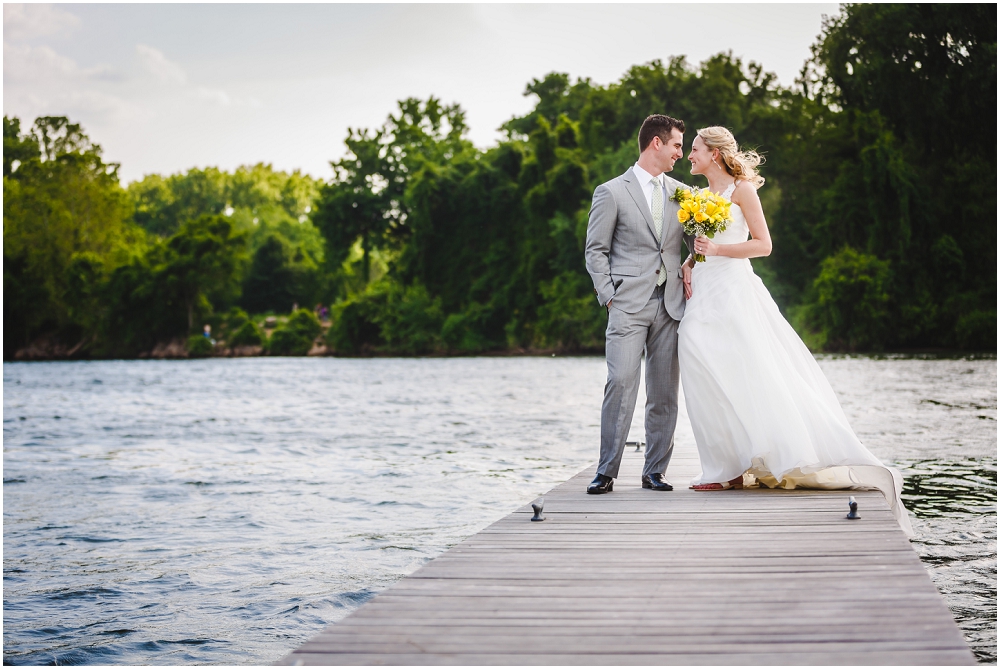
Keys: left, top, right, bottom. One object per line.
{"left": 662, "top": 176, "right": 683, "bottom": 238}
{"left": 623, "top": 168, "right": 658, "bottom": 241}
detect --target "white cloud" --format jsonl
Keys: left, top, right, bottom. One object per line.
{"left": 63, "top": 90, "right": 142, "bottom": 121}
{"left": 3, "top": 4, "right": 840, "bottom": 183}
{"left": 3, "top": 40, "right": 136, "bottom": 127}
{"left": 3, "top": 42, "right": 78, "bottom": 81}
{"left": 3, "top": 4, "right": 80, "bottom": 41}
{"left": 196, "top": 87, "right": 231, "bottom": 106}
{"left": 195, "top": 87, "right": 262, "bottom": 108}
{"left": 5, "top": 87, "right": 141, "bottom": 127}
{"left": 132, "top": 45, "right": 251, "bottom": 112}
{"left": 3, "top": 42, "right": 123, "bottom": 84}
{"left": 135, "top": 44, "right": 187, "bottom": 84}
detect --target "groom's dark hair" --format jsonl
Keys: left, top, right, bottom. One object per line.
{"left": 638, "top": 115, "right": 685, "bottom": 152}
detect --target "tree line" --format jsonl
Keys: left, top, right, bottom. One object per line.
{"left": 4, "top": 4, "right": 995, "bottom": 359}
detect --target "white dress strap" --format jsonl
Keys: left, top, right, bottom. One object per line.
{"left": 722, "top": 182, "right": 737, "bottom": 201}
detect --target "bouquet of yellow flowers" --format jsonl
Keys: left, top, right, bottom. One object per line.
{"left": 670, "top": 187, "right": 733, "bottom": 262}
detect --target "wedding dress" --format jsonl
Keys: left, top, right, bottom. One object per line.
{"left": 678, "top": 183, "right": 913, "bottom": 536}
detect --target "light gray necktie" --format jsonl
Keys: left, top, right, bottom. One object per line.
{"left": 651, "top": 177, "right": 667, "bottom": 286}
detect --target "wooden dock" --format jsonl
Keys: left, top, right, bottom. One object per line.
{"left": 282, "top": 439, "right": 974, "bottom": 665}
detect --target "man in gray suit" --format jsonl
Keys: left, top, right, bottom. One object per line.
{"left": 584, "top": 114, "right": 694, "bottom": 494}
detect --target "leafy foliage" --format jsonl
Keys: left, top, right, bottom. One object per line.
{"left": 241, "top": 233, "right": 319, "bottom": 314}
{"left": 797, "top": 4, "right": 997, "bottom": 348}
{"left": 228, "top": 320, "right": 265, "bottom": 348}
{"left": 3, "top": 116, "right": 138, "bottom": 356}
{"left": 312, "top": 98, "right": 472, "bottom": 283}
{"left": 4, "top": 6, "right": 995, "bottom": 358}
{"left": 268, "top": 309, "right": 322, "bottom": 356}
{"left": 798, "top": 247, "right": 892, "bottom": 351}
{"left": 187, "top": 335, "right": 214, "bottom": 358}
{"left": 98, "top": 215, "right": 248, "bottom": 356}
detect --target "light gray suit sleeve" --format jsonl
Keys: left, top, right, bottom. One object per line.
{"left": 585, "top": 183, "right": 617, "bottom": 307}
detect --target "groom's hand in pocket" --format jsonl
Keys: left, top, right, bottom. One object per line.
{"left": 606, "top": 299, "right": 612, "bottom": 311}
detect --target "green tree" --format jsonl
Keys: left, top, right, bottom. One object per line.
{"left": 129, "top": 167, "right": 228, "bottom": 237}
{"left": 99, "top": 215, "right": 247, "bottom": 355}
{"left": 3, "top": 116, "right": 139, "bottom": 356}
{"left": 228, "top": 320, "right": 265, "bottom": 348}
{"left": 3, "top": 116, "right": 39, "bottom": 177}
{"left": 129, "top": 163, "right": 322, "bottom": 239}
{"left": 802, "top": 247, "right": 892, "bottom": 352}
{"left": 501, "top": 72, "right": 594, "bottom": 139}
{"left": 269, "top": 308, "right": 322, "bottom": 355}
{"left": 241, "top": 233, "right": 318, "bottom": 314}
{"left": 798, "top": 3, "right": 996, "bottom": 348}
{"left": 313, "top": 97, "right": 473, "bottom": 286}
{"left": 534, "top": 271, "right": 606, "bottom": 350}
{"left": 402, "top": 142, "right": 525, "bottom": 351}
{"left": 7, "top": 9, "right": 995, "bottom": 358}
{"left": 162, "top": 214, "right": 248, "bottom": 332}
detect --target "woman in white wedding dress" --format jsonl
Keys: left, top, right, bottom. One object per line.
{"left": 677, "top": 127, "right": 912, "bottom": 535}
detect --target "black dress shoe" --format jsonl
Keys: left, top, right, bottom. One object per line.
{"left": 641, "top": 473, "right": 674, "bottom": 491}
{"left": 587, "top": 473, "right": 614, "bottom": 494}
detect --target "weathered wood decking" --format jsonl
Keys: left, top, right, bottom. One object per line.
{"left": 282, "top": 440, "right": 974, "bottom": 665}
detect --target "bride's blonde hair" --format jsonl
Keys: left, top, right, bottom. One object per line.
{"left": 697, "top": 126, "right": 765, "bottom": 189}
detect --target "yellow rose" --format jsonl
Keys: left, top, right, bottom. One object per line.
{"left": 694, "top": 211, "right": 708, "bottom": 223}
{"left": 677, "top": 209, "right": 691, "bottom": 223}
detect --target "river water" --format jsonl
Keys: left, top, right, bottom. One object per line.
{"left": 3, "top": 356, "right": 996, "bottom": 664}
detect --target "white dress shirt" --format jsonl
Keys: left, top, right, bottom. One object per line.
{"left": 632, "top": 162, "right": 664, "bottom": 215}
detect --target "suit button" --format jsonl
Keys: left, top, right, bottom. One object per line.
{"left": 660, "top": 248, "right": 664, "bottom": 253}
{"left": 655, "top": 269, "right": 660, "bottom": 274}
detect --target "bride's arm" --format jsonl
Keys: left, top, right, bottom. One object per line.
{"left": 694, "top": 182, "right": 772, "bottom": 259}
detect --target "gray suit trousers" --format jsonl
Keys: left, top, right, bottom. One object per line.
{"left": 599, "top": 284, "right": 680, "bottom": 480}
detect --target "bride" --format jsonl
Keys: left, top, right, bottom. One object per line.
{"left": 677, "top": 126, "right": 912, "bottom": 535}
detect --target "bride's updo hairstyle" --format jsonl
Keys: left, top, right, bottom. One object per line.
{"left": 697, "top": 126, "right": 765, "bottom": 189}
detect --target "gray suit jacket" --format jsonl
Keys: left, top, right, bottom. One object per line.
{"left": 585, "top": 168, "right": 694, "bottom": 320}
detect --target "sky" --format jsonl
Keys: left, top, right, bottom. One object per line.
{"left": 3, "top": 3, "right": 841, "bottom": 183}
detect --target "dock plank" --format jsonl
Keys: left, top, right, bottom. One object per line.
{"left": 281, "top": 441, "right": 974, "bottom": 665}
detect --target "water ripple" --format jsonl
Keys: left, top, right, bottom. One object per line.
{"left": 3, "top": 356, "right": 996, "bottom": 664}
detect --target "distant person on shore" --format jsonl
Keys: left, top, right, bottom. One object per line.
{"left": 203, "top": 324, "right": 216, "bottom": 346}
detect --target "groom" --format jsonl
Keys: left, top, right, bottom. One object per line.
{"left": 584, "top": 114, "right": 693, "bottom": 494}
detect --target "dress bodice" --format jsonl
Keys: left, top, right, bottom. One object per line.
{"left": 712, "top": 182, "right": 749, "bottom": 246}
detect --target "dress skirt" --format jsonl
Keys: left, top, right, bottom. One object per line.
{"left": 678, "top": 255, "right": 912, "bottom": 535}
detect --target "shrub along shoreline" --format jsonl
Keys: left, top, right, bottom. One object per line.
{"left": 12, "top": 306, "right": 611, "bottom": 361}
{"left": 10, "top": 303, "right": 991, "bottom": 363}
